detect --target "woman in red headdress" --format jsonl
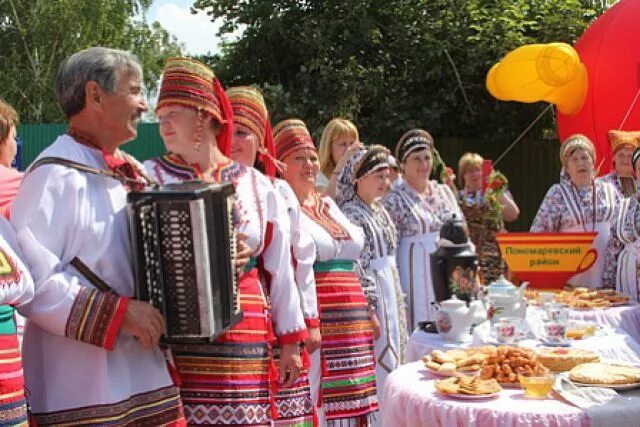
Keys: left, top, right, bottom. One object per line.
{"left": 145, "top": 58, "right": 308, "bottom": 426}
{"left": 227, "top": 85, "right": 318, "bottom": 426}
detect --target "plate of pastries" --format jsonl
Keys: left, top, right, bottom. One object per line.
{"left": 568, "top": 362, "right": 640, "bottom": 390}
{"left": 434, "top": 375, "right": 502, "bottom": 399}
{"left": 422, "top": 348, "right": 495, "bottom": 377}
{"left": 478, "top": 346, "right": 550, "bottom": 387}
{"left": 555, "top": 288, "right": 629, "bottom": 310}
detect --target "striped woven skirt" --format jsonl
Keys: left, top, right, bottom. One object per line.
{"left": 0, "top": 305, "right": 28, "bottom": 426}
{"left": 173, "top": 267, "right": 276, "bottom": 425}
{"left": 272, "top": 346, "right": 314, "bottom": 427}
{"left": 312, "top": 260, "right": 378, "bottom": 424}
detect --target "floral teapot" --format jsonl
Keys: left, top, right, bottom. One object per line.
{"left": 434, "top": 295, "right": 482, "bottom": 342}
{"left": 483, "top": 275, "right": 528, "bottom": 322}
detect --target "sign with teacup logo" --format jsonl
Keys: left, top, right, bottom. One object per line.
{"left": 495, "top": 232, "right": 598, "bottom": 289}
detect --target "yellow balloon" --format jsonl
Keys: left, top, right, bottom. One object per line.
{"left": 486, "top": 43, "right": 588, "bottom": 115}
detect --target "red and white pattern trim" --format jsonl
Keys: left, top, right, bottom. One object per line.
{"left": 65, "top": 288, "right": 129, "bottom": 350}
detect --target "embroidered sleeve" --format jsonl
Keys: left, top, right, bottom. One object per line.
{"left": 11, "top": 164, "right": 126, "bottom": 346}
{"left": 440, "top": 183, "right": 464, "bottom": 221}
{"left": 65, "top": 288, "right": 129, "bottom": 350}
{"left": 603, "top": 234, "right": 623, "bottom": 289}
{"left": 342, "top": 204, "right": 379, "bottom": 309}
{"left": 382, "top": 190, "right": 407, "bottom": 238}
{"left": 258, "top": 174, "right": 307, "bottom": 343}
{"left": 0, "top": 220, "right": 34, "bottom": 307}
{"left": 604, "top": 199, "right": 640, "bottom": 289}
{"left": 530, "top": 185, "right": 563, "bottom": 232}
{"left": 276, "top": 180, "right": 319, "bottom": 323}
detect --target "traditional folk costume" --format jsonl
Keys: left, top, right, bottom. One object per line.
{"left": 336, "top": 146, "right": 408, "bottom": 412}
{"left": 603, "top": 149, "right": 640, "bottom": 301}
{"left": 146, "top": 59, "right": 308, "bottom": 426}
{"left": 382, "top": 134, "right": 463, "bottom": 328}
{"left": 274, "top": 120, "right": 378, "bottom": 426}
{"left": 10, "top": 135, "right": 184, "bottom": 425}
{"left": 458, "top": 190, "right": 507, "bottom": 284}
{"left": 531, "top": 137, "right": 619, "bottom": 289}
{"left": 228, "top": 85, "right": 317, "bottom": 426}
{"left": 597, "top": 130, "right": 640, "bottom": 198}
{"left": 0, "top": 219, "right": 34, "bottom": 426}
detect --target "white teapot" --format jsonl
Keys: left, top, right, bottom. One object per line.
{"left": 434, "top": 295, "right": 479, "bottom": 342}
{"left": 484, "top": 275, "right": 528, "bottom": 322}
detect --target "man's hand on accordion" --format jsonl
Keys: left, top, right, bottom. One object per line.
{"left": 121, "top": 300, "right": 166, "bottom": 348}
{"left": 279, "top": 343, "right": 303, "bottom": 387}
{"left": 234, "top": 232, "right": 252, "bottom": 275}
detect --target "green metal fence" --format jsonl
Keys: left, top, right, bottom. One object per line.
{"left": 16, "top": 124, "right": 561, "bottom": 231}
{"left": 18, "top": 123, "right": 166, "bottom": 167}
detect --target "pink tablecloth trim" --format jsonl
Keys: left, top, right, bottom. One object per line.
{"left": 381, "top": 362, "right": 589, "bottom": 427}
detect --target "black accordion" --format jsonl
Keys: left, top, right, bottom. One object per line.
{"left": 127, "top": 181, "right": 242, "bottom": 344}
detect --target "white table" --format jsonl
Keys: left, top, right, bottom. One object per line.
{"left": 406, "top": 327, "right": 640, "bottom": 365}
{"left": 382, "top": 362, "right": 587, "bottom": 427}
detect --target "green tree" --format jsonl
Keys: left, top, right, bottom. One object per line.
{"left": 0, "top": 0, "right": 182, "bottom": 123}
{"left": 193, "top": 0, "right": 610, "bottom": 144}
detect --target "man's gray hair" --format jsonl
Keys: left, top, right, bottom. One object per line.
{"left": 55, "top": 47, "right": 143, "bottom": 118}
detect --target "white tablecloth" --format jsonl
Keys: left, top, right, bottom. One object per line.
{"left": 381, "top": 362, "right": 588, "bottom": 427}
{"left": 405, "top": 331, "right": 474, "bottom": 363}
{"left": 406, "top": 327, "right": 640, "bottom": 365}
{"left": 565, "top": 305, "right": 636, "bottom": 330}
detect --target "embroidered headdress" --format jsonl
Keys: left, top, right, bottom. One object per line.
{"left": 395, "top": 129, "right": 434, "bottom": 164}
{"left": 227, "top": 86, "right": 279, "bottom": 176}
{"left": 336, "top": 145, "right": 391, "bottom": 206}
{"left": 608, "top": 129, "right": 640, "bottom": 154}
{"left": 559, "top": 134, "right": 595, "bottom": 167}
{"left": 273, "top": 119, "right": 316, "bottom": 161}
{"left": 157, "top": 57, "right": 234, "bottom": 155}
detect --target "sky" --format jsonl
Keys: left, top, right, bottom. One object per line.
{"left": 145, "top": 0, "right": 226, "bottom": 55}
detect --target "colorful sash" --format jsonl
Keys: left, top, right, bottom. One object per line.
{"left": 0, "top": 305, "right": 28, "bottom": 426}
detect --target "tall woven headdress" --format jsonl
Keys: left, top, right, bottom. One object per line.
{"left": 227, "top": 86, "right": 279, "bottom": 177}
{"left": 157, "top": 57, "right": 234, "bottom": 155}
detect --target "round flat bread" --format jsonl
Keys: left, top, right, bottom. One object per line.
{"left": 569, "top": 363, "right": 640, "bottom": 385}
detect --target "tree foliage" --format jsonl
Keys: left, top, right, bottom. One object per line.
{"left": 0, "top": 0, "right": 182, "bottom": 123}
{"left": 194, "top": 0, "right": 611, "bottom": 146}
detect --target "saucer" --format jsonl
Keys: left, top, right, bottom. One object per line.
{"left": 538, "top": 338, "right": 571, "bottom": 347}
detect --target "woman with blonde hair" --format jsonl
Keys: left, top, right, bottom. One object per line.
{"left": 317, "top": 118, "right": 362, "bottom": 197}
{"left": 457, "top": 152, "right": 519, "bottom": 283}
{"left": 531, "top": 134, "right": 619, "bottom": 289}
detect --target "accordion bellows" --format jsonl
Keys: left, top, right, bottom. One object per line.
{"left": 127, "top": 181, "right": 242, "bottom": 343}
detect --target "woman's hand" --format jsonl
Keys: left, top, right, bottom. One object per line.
{"left": 370, "top": 311, "right": 381, "bottom": 340}
{"left": 499, "top": 191, "right": 520, "bottom": 222}
{"left": 234, "top": 232, "right": 251, "bottom": 275}
{"left": 279, "top": 343, "right": 303, "bottom": 387}
{"left": 305, "top": 327, "right": 322, "bottom": 354}
{"left": 334, "top": 142, "right": 364, "bottom": 175}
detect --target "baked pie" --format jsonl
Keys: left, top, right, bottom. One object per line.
{"left": 569, "top": 363, "right": 640, "bottom": 385}
{"left": 536, "top": 349, "right": 600, "bottom": 372}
